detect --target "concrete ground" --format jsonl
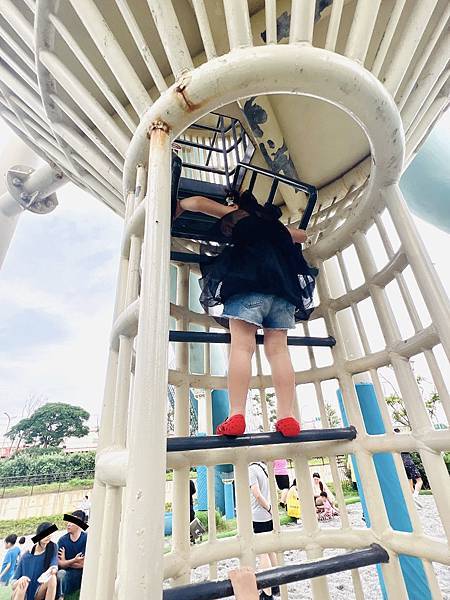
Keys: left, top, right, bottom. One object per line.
{"left": 190, "top": 496, "right": 449, "bottom": 599}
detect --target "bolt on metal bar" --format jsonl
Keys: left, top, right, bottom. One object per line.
{"left": 168, "top": 331, "right": 336, "bottom": 347}
{"left": 163, "top": 544, "right": 387, "bottom": 599}
{"left": 167, "top": 425, "right": 356, "bottom": 452}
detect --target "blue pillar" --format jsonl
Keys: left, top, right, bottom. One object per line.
{"left": 196, "top": 433, "right": 208, "bottom": 511}
{"left": 212, "top": 389, "right": 233, "bottom": 513}
{"left": 224, "top": 481, "right": 235, "bottom": 520}
{"left": 196, "top": 390, "right": 233, "bottom": 514}
{"left": 337, "top": 383, "right": 431, "bottom": 600}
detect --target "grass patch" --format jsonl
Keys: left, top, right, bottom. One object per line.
{"left": 0, "top": 478, "right": 93, "bottom": 499}
{"left": 0, "top": 586, "right": 79, "bottom": 600}
{"left": 0, "top": 513, "right": 67, "bottom": 538}
{"left": 307, "top": 458, "right": 330, "bottom": 466}
{"left": 343, "top": 496, "right": 361, "bottom": 505}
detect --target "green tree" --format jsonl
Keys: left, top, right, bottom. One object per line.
{"left": 385, "top": 388, "right": 441, "bottom": 429}
{"left": 325, "top": 403, "right": 342, "bottom": 428}
{"left": 6, "top": 403, "right": 90, "bottom": 448}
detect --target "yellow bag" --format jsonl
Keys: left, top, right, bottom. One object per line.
{"left": 286, "top": 486, "right": 301, "bottom": 519}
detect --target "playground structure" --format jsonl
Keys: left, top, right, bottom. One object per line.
{"left": 0, "top": 1, "right": 449, "bottom": 599}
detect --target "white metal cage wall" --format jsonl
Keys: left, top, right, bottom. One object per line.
{"left": 0, "top": 1, "right": 449, "bottom": 599}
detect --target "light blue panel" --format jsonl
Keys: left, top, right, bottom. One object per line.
{"left": 170, "top": 265, "right": 177, "bottom": 304}
{"left": 189, "top": 271, "right": 204, "bottom": 312}
{"left": 189, "top": 323, "right": 205, "bottom": 375}
{"left": 400, "top": 115, "right": 450, "bottom": 233}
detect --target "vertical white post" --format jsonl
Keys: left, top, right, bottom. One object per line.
{"left": 81, "top": 251, "right": 129, "bottom": 599}
{"left": 0, "top": 196, "right": 21, "bottom": 268}
{"left": 119, "top": 122, "right": 171, "bottom": 599}
{"left": 383, "top": 184, "right": 450, "bottom": 359}
{"left": 172, "top": 264, "right": 191, "bottom": 586}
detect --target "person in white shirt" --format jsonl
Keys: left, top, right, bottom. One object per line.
{"left": 77, "top": 496, "right": 91, "bottom": 522}
{"left": 248, "top": 462, "right": 279, "bottom": 599}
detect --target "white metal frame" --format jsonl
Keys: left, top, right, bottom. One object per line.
{"left": 0, "top": 2, "right": 449, "bottom": 599}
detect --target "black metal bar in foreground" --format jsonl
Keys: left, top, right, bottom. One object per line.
{"left": 167, "top": 426, "right": 356, "bottom": 452}
{"left": 169, "top": 330, "right": 336, "bottom": 347}
{"left": 163, "top": 544, "right": 388, "bottom": 600}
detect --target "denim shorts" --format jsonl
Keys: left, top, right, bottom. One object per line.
{"left": 222, "top": 293, "right": 295, "bottom": 330}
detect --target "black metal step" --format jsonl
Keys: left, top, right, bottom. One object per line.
{"left": 167, "top": 426, "right": 356, "bottom": 452}
{"left": 163, "top": 544, "right": 389, "bottom": 599}
{"left": 170, "top": 251, "right": 210, "bottom": 264}
{"left": 169, "top": 331, "right": 336, "bottom": 347}
{"left": 178, "top": 177, "right": 228, "bottom": 202}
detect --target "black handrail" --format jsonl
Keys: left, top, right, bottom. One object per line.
{"left": 163, "top": 544, "right": 389, "bottom": 599}
{"left": 167, "top": 426, "right": 357, "bottom": 452}
{"left": 168, "top": 331, "right": 336, "bottom": 347}
{"left": 231, "top": 162, "right": 318, "bottom": 230}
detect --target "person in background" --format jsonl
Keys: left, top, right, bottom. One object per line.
{"left": 18, "top": 538, "right": 27, "bottom": 556}
{"left": 286, "top": 479, "right": 301, "bottom": 521}
{"left": 316, "top": 491, "right": 338, "bottom": 521}
{"left": 273, "top": 459, "right": 290, "bottom": 509}
{"left": 77, "top": 496, "right": 91, "bottom": 523}
{"left": 57, "top": 511, "right": 87, "bottom": 598}
{"left": 189, "top": 479, "right": 196, "bottom": 523}
{"left": 311, "top": 472, "right": 336, "bottom": 511}
{"left": 249, "top": 462, "right": 279, "bottom": 599}
{"left": 10, "top": 522, "right": 58, "bottom": 600}
{"left": 394, "top": 428, "right": 424, "bottom": 507}
{"left": 0, "top": 534, "right": 20, "bottom": 586}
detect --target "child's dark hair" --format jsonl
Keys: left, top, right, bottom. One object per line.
{"left": 224, "top": 188, "right": 282, "bottom": 219}
{"left": 320, "top": 491, "right": 328, "bottom": 498}
{"left": 31, "top": 522, "right": 57, "bottom": 572}
{"left": 18, "top": 536, "right": 26, "bottom": 544}
{"left": 5, "top": 534, "right": 17, "bottom": 545}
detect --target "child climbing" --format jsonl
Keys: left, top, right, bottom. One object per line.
{"left": 175, "top": 187, "right": 317, "bottom": 437}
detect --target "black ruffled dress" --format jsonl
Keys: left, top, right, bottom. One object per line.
{"left": 199, "top": 207, "right": 318, "bottom": 325}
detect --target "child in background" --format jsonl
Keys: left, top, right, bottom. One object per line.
{"left": 317, "top": 491, "right": 338, "bottom": 521}
{"left": 0, "top": 534, "right": 20, "bottom": 586}
{"left": 18, "top": 538, "right": 27, "bottom": 556}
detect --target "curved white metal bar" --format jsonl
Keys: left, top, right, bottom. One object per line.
{"left": 124, "top": 45, "right": 404, "bottom": 262}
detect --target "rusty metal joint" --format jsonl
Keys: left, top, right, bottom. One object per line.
{"left": 147, "top": 120, "right": 170, "bottom": 138}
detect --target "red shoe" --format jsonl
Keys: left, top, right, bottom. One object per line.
{"left": 275, "top": 417, "right": 301, "bottom": 437}
{"left": 216, "top": 414, "right": 246, "bottom": 436}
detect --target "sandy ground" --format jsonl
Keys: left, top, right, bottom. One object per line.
{"left": 188, "top": 496, "right": 450, "bottom": 599}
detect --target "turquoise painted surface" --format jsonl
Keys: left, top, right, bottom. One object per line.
{"left": 401, "top": 113, "right": 450, "bottom": 233}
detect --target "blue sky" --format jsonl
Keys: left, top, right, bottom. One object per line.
{"left": 0, "top": 166, "right": 122, "bottom": 428}
{"left": 0, "top": 113, "right": 449, "bottom": 433}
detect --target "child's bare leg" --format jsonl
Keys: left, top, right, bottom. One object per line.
{"left": 263, "top": 329, "right": 295, "bottom": 419}
{"left": 280, "top": 488, "right": 289, "bottom": 504}
{"left": 257, "top": 552, "right": 278, "bottom": 595}
{"left": 414, "top": 477, "right": 423, "bottom": 494}
{"left": 228, "top": 319, "right": 258, "bottom": 416}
